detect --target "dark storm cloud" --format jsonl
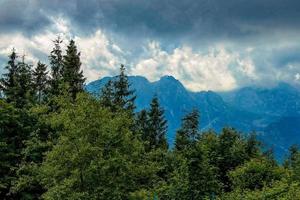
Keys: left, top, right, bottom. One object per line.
{"left": 0, "top": 0, "right": 51, "bottom": 36}
{"left": 1, "top": 0, "right": 300, "bottom": 90}
{"left": 2, "top": 0, "right": 300, "bottom": 40}
{"left": 41, "top": 0, "right": 300, "bottom": 40}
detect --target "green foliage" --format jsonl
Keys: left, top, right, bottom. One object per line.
{"left": 136, "top": 109, "right": 148, "bottom": 140}
{"left": 215, "top": 127, "right": 260, "bottom": 191}
{"left": 15, "top": 59, "right": 35, "bottom": 108}
{"left": 186, "top": 141, "right": 221, "bottom": 199}
{"left": 62, "top": 39, "right": 85, "bottom": 100}
{"left": 49, "top": 36, "right": 63, "bottom": 97}
{"left": 33, "top": 61, "right": 49, "bottom": 103}
{"left": 175, "top": 109, "right": 200, "bottom": 151}
{"left": 40, "top": 93, "right": 147, "bottom": 199}
{"left": 229, "top": 158, "right": 286, "bottom": 191}
{"left": 99, "top": 79, "right": 115, "bottom": 109}
{"left": 11, "top": 105, "right": 54, "bottom": 199}
{"left": 284, "top": 145, "right": 300, "bottom": 182}
{"left": 0, "top": 50, "right": 35, "bottom": 108}
{"left": 0, "top": 49, "right": 19, "bottom": 103}
{"left": 112, "top": 65, "right": 136, "bottom": 113}
{"left": 221, "top": 179, "right": 300, "bottom": 200}
{"left": 1, "top": 39, "right": 300, "bottom": 200}
{"left": 0, "top": 100, "right": 35, "bottom": 198}
{"left": 99, "top": 65, "right": 136, "bottom": 117}
{"left": 146, "top": 96, "right": 168, "bottom": 151}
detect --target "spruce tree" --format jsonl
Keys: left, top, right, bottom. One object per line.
{"left": 136, "top": 109, "right": 149, "bottom": 140}
{"left": 147, "top": 96, "right": 168, "bottom": 150}
{"left": 245, "top": 133, "right": 261, "bottom": 159}
{"left": 33, "top": 61, "right": 49, "bottom": 103}
{"left": 0, "top": 100, "right": 35, "bottom": 198}
{"left": 284, "top": 145, "right": 299, "bottom": 169}
{"left": 0, "top": 49, "right": 19, "bottom": 103}
{"left": 14, "top": 56, "right": 35, "bottom": 108}
{"left": 62, "top": 39, "right": 85, "bottom": 100}
{"left": 175, "top": 109, "right": 200, "bottom": 151}
{"left": 99, "top": 80, "right": 114, "bottom": 109}
{"left": 113, "top": 64, "right": 136, "bottom": 113}
{"left": 49, "top": 36, "right": 63, "bottom": 96}
{"left": 187, "top": 142, "right": 220, "bottom": 199}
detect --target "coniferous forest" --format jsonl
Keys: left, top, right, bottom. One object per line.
{"left": 1, "top": 38, "right": 300, "bottom": 200}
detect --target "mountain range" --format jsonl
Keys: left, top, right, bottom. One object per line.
{"left": 86, "top": 75, "right": 300, "bottom": 161}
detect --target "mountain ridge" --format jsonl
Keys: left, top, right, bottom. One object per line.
{"left": 86, "top": 75, "right": 300, "bottom": 160}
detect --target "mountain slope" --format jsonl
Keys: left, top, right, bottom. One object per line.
{"left": 86, "top": 76, "right": 300, "bottom": 160}
{"left": 221, "top": 83, "right": 300, "bottom": 116}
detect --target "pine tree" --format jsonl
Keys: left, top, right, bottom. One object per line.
{"left": 14, "top": 56, "right": 35, "bottom": 108}
{"left": 288, "top": 145, "right": 299, "bottom": 167}
{"left": 99, "top": 80, "right": 114, "bottom": 109}
{"left": 113, "top": 64, "right": 136, "bottom": 113}
{"left": 0, "top": 100, "right": 35, "bottom": 198}
{"left": 175, "top": 109, "right": 200, "bottom": 151}
{"left": 284, "top": 144, "right": 300, "bottom": 176}
{"left": 147, "top": 96, "right": 168, "bottom": 150}
{"left": 62, "top": 39, "right": 85, "bottom": 100}
{"left": 49, "top": 36, "right": 63, "bottom": 96}
{"left": 136, "top": 109, "right": 149, "bottom": 140}
{"left": 187, "top": 142, "right": 220, "bottom": 199}
{"left": 245, "top": 133, "right": 261, "bottom": 159}
{"left": 11, "top": 106, "right": 52, "bottom": 199}
{"left": 33, "top": 61, "right": 49, "bottom": 103}
{"left": 0, "top": 49, "right": 19, "bottom": 103}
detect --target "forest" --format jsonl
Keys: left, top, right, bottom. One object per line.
{"left": 1, "top": 37, "right": 300, "bottom": 200}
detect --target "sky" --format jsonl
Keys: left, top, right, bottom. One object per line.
{"left": 0, "top": 0, "right": 300, "bottom": 91}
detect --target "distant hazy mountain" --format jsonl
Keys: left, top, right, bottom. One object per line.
{"left": 221, "top": 82, "right": 300, "bottom": 116}
{"left": 220, "top": 83, "right": 300, "bottom": 160}
{"left": 86, "top": 76, "right": 300, "bottom": 160}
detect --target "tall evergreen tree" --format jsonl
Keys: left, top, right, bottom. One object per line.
{"left": 216, "top": 127, "right": 254, "bottom": 191}
{"left": 99, "top": 80, "right": 114, "bottom": 109}
{"left": 147, "top": 96, "right": 168, "bottom": 150}
{"left": 0, "top": 100, "right": 35, "bottom": 199}
{"left": 186, "top": 142, "right": 220, "bottom": 199}
{"left": 284, "top": 144, "right": 299, "bottom": 168}
{"left": 175, "top": 109, "right": 200, "bottom": 151}
{"left": 0, "top": 49, "right": 19, "bottom": 103}
{"left": 245, "top": 133, "right": 261, "bottom": 159}
{"left": 14, "top": 56, "right": 35, "bottom": 108}
{"left": 113, "top": 64, "right": 136, "bottom": 113}
{"left": 136, "top": 109, "right": 149, "bottom": 140}
{"left": 62, "top": 39, "right": 85, "bottom": 100}
{"left": 49, "top": 36, "right": 63, "bottom": 96}
{"left": 33, "top": 61, "right": 49, "bottom": 103}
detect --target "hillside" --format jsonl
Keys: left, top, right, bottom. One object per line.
{"left": 86, "top": 76, "right": 300, "bottom": 160}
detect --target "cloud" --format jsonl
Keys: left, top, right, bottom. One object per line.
{"left": 295, "top": 73, "right": 300, "bottom": 81}
{"left": 0, "top": 17, "right": 125, "bottom": 82}
{"left": 1, "top": 1, "right": 300, "bottom": 91}
{"left": 2, "top": 0, "right": 300, "bottom": 42}
{"left": 0, "top": 0, "right": 51, "bottom": 35}
{"left": 0, "top": 16, "right": 73, "bottom": 65}
{"left": 75, "top": 30, "right": 125, "bottom": 81}
{"left": 131, "top": 41, "right": 258, "bottom": 91}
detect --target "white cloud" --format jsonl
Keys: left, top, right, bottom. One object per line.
{"left": 0, "top": 33, "right": 51, "bottom": 64}
{"left": 75, "top": 30, "right": 125, "bottom": 81}
{"left": 132, "top": 41, "right": 257, "bottom": 91}
{"left": 0, "top": 16, "right": 125, "bottom": 82}
{"left": 2, "top": 15, "right": 299, "bottom": 92}
{"left": 295, "top": 73, "right": 300, "bottom": 81}
{"left": 0, "top": 16, "right": 71, "bottom": 65}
